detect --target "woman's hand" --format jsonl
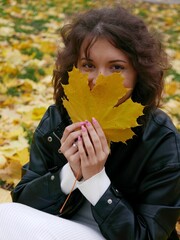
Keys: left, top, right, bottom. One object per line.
{"left": 78, "top": 118, "right": 110, "bottom": 180}
{"left": 60, "top": 122, "right": 83, "bottom": 180}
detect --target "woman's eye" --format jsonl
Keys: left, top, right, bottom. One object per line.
{"left": 83, "top": 63, "right": 94, "bottom": 68}
{"left": 111, "top": 65, "right": 124, "bottom": 71}
{"left": 82, "top": 63, "right": 95, "bottom": 71}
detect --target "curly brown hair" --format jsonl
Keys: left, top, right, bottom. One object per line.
{"left": 53, "top": 6, "right": 169, "bottom": 114}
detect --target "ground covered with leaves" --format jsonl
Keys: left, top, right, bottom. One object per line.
{"left": 0, "top": 0, "right": 180, "bottom": 188}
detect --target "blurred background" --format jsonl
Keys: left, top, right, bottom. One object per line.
{"left": 0, "top": 0, "right": 179, "bottom": 196}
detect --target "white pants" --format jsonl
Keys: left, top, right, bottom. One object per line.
{"left": 0, "top": 203, "right": 105, "bottom": 240}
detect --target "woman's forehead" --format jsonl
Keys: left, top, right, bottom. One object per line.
{"left": 80, "top": 36, "right": 115, "bottom": 57}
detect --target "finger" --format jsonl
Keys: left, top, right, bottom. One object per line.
{"left": 68, "top": 151, "right": 79, "bottom": 162}
{"left": 81, "top": 125, "right": 95, "bottom": 159}
{"left": 64, "top": 142, "right": 78, "bottom": 157}
{"left": 78, "top": 135, "right": 88, "bottom": 161}
{"left": 62, "top": 145, "right": 80, "bottom": 166}
{"left": 78, "top": 135, "right": 105, "bottom": 180}
{"left": 61, "top": 122, "right": 84, "bottom": 143}
{"left": 92, "top": 118, "right": 110, "bottom": 155}
{"left": 60, "top": 128, "right": 81, "bottom": 153}
{"left": 85, "top": 121, "right": 102, "bottom": 154}
{"left": 68, "top": 151, "right": 80, "bottom": 165}
{"left": 67, "top": 151, "right": 81, "bottom": 178}
{"left": 60, "top": 135, "right": 79, "bottom": 156}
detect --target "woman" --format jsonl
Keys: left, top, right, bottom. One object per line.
{"left": 0, "top": 6, "right": 179, "bottom": 240}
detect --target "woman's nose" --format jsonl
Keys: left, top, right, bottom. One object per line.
{"left": 88, "top": 68, "right": 108, "bottom": 90}
{"left": 88, "top": 71, "right": 98, "bottom": 90}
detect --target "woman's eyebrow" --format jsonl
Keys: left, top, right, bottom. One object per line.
{"left": 79, "top": 57, "right": 93, "bottom": 61}
{"left": 109, "top": 59, "right": 127, "bottom": 63}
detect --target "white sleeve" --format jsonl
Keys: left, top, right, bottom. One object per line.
{"left": 59, "top": 163, "right": 77, "bottom": 195}
{"left": 76, "top": 168, "right": 110, "bottom": 206}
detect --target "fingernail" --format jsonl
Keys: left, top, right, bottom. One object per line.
{"left": 85, "top": 120, "right": 91, "bottom": 127}
{"left": 92, "top": 117, "right": 97, "bottom": 124}
{"left": 81, "top": 125, "right": 86, "bottom": 132}
{"left": 80, "top": 122, "right": 85, "bottom": 126}
{"left": 78, "top": 135, "right": 81, "bottom": 141}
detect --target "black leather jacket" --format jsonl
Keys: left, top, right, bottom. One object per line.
{"left": 12, "top": 104, "right": 180, "bottom": 240}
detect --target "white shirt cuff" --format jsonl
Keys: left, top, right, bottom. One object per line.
{"left": 59, "top": 163, "right": 77, "bottom": 194}
{"left": 76, "top": 168, "right": 110, "bottom": 206}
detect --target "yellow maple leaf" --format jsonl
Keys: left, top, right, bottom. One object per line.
{"left": 4, "top": 126, "right": 26, "bottom": 140}
{"left": 31, "top": 107, "right": 47, "bottom": 120}
{"left": 63, "top": 67, "right": 144, "bottom": 143}
{"left": 0, "top": 159, "right": 21, "bottom": 185}
{"left": 1, "top": 96, "right": 16, "bottom": 107}
{"left": 9, "top": 147, "right": 29, "bottom": 166}
{"left": 0, "top": 136, "right": 29, "bottom": 158}
{"left": 165, "top": 81, "right": 179, "bottom": 95}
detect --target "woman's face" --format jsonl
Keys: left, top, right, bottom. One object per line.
{"left": 77, "top": 37, "right": 137, "bottom": 105}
